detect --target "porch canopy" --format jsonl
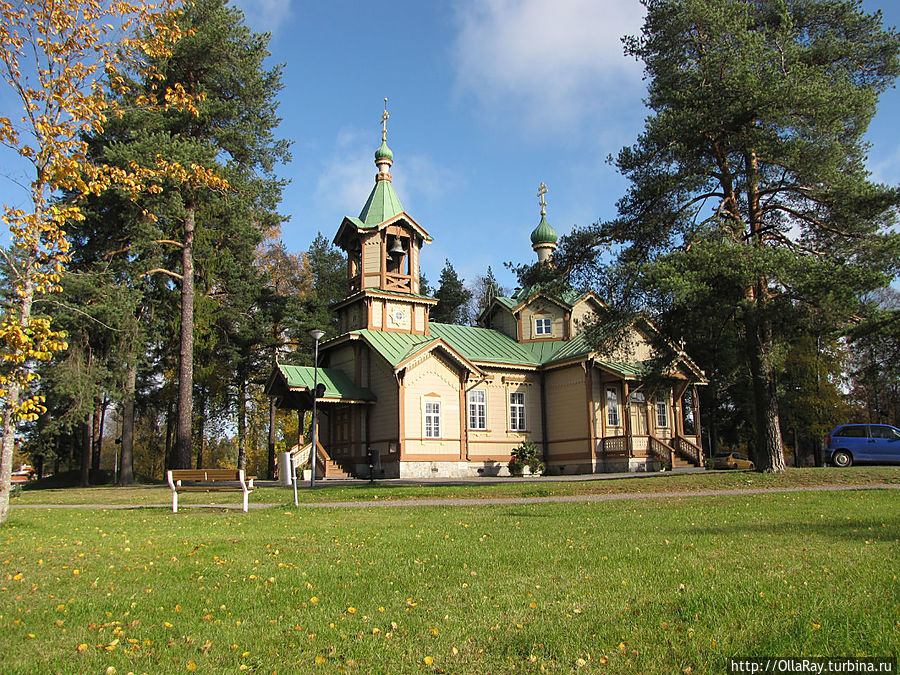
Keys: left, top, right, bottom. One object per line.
{"left": 265, "top": 363, "right": 376, "bottom": 410}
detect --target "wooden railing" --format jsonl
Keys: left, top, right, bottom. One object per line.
{"left": 290, "top": 441, "right": 330, "bottom": 477}
{"left": 601, "top": 436, "right": 628, "bottom": 456}
{"left": 674, "top": 436, "right": 703, "bottom": 467}
{"left": 647, "top": 436, "right": 674, "bottom": 470}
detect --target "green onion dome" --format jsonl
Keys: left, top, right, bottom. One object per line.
{"left": 530, "top": 215, "right": 558, "bottom": 245}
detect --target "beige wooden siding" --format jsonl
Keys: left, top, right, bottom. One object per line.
{"left": 521, "top": 298, "right": 566, "bottom": 340}
{"left": 545, "top": 365, "right": 590, "bottom": 460}
{"left": 414, "top": 305, "right": 426, "bottom": 332}
{"left": 571, "top": 299, "right": 598, "bottom": 337}
{"left": 368, "top": 350, "right": 398, "bottom": 445}
{"left": 608, "top": 325, "right": 654, "bottom": 362}
{"left": 464, "top": 369, "right": 540, "bottom": 459}
{"left": 486, "top": 307, "right": 517, "bottom": 340}
{"left": 327, "top": 345, "right": 356, "bottom": 374}
{"left": 363, "top": 237, "right": 382, "bottom": 289}
{"left": 402, "top": 351, "right": 462, "bottom": 456}
{"left": 371, "top": 298, "right": 383, "bottom": 328}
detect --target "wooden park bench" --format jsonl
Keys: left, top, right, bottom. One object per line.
{"left": 166, "top": 469, "right": 256, "bottom": 513}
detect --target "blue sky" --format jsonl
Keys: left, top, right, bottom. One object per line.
{"left": 3, "top": 0, "right": 900, "bottom": 294}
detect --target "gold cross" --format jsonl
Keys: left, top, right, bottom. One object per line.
{"left": 537, "top": 181, "right": 548, "bottom": 215}
{"left": 381, "top": 98, "right": 389, "bottom": 142}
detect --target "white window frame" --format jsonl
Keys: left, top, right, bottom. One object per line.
{"left": 424, "top": 400, "right": 441, "bottom": 439}
{"left": 655, "top": 397, "right": 668, "bottom": 428}
{"left": 509, "top": 391, "right": 526, "bottom": 431}
{"left": 467, "top": 389, "right": 487, "bottom": 430}
{"left": 606, "top": 387, "right": 620, "bottom": 427}
{"left": 534, "top": 317, "right": 552, "bottom": 336}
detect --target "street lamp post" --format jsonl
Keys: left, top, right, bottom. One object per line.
{"left": 308, "top": 329, "right": 325, "bottom": 489}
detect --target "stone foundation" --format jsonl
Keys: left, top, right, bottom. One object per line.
{"left": 398, "top": 461, "right": 516, "bottom": 479}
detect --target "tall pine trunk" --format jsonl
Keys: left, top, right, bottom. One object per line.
{"left": 267, "top": 397, "right": 276, "bottom": 480}
{"left": 118, "top": 362, "right": 136, "bottom": 486}
{"left": 745, "top": 301, "right": 786, "bottom": 472}
{"left": 91, "top": 398, "right": 102, "bottom": 471}
{"left": 175, "top": 199, "right": 196, "bottom": 469}
{"left": 744, "top": 149, "right": 785, "bottom": 473}
{"left": 80, "top": 417, "right": 92, "bottom": 487}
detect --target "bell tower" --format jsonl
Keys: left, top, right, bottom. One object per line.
{"left": 332, "top": 100, "right": 436, "bottom": 335}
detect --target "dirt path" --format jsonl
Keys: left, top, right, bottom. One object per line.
{"left": 11, "top": 483, "right": 899, "bottom": 510}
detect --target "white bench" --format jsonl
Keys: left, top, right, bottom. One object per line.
{"left": 167, "top": 469, "right": 256, "bottom": 513}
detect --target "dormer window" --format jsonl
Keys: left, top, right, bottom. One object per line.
{"left": 535, "top": 317, "right": 552, "bottom": 336}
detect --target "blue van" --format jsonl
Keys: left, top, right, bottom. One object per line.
{"left": 824, "top": 424, "right": 900, "bottom": 467}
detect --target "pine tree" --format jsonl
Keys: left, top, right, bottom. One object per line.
{"left": 107, "top": 0, "right": 290, "bottom": 469}
{"left": 432, "top": 260, "right": 473, "bottom": 325}
{"left": 556, "top": 0, "right": 900, "bottom": 472}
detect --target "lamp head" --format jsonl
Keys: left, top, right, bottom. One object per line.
{"left": 309, "top": 329, "right": 325, "bottom": 342}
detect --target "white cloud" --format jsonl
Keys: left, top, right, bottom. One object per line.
{"left": 313, "top": 130, "right": 458, "bottom": 224}
{"left": 314, "top": 128, "right": 374, "bottom": 219}
{"left": 868, "top": 145, "right": 900, "bottom": 186}
{"left": 231, "top": 0, "right": 292, "bottom": 34}
{"left": 452, "top": 0, "right": 645, "bottom": 134}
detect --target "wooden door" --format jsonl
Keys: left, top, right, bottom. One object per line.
{"left": 629, "top": 391, "right": 648, "bottom": 436}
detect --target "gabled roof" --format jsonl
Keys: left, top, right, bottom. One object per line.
{"left": 333, "top": 211, "right": 433, "bottom": 249}
{"left": 267, "top": 365, "right": 376, "bottom": 403}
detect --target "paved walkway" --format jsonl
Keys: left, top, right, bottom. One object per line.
{"left": 12, "top": 483, "right": 898, "bottom": 510}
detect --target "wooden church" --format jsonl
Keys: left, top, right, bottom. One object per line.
{"left": 266, "top": 113, "right": 707, "bottom": 478}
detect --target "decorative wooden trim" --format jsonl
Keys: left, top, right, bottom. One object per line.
{"left": 459, "top": 373, "right": 468, "bottom": 461}
{"left": 585, "top": 362, "right": 596, "bottom": 461}
{"left": 546, "top": 435, "right": 593, "bottom": 445}
{"left": 380, "top": 234, "right": 387, "bottom": 289}
{"left": 502, "top": 375, "right": 529, "bottom": 383}
{"left": 623, "top": 380, "right": 632, "bottom": 458}
{"left": 398, "top": 372, "right": 406, "bottom": 459}
{"left": 402, "top": 439, "right": 463, "bottom": 444}
{"left": 466, "top": 438, "right": 534, "bottom": 445}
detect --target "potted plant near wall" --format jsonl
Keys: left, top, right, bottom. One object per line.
{"left": 509, "top": 440, "right": 545, "bottom": 476}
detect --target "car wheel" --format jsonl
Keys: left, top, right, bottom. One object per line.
{"left": 749, "top": 463, "right": 755, "bottom": 470}
{"left": 832, "top": 450, "right": 852, "bottom": 468}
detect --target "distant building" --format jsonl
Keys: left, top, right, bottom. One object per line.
{"left": 266, "top": 118, "right": 706, "bottom": 478}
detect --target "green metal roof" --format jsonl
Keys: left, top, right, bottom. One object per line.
{"left": 358, "top": 179, "right": 404, "bottom": 227}
{"left": 276, "top": 365, "right": 375, "bottom": 401}
{"left": 429, "top": 323, "right": 542, "bottom": 366}
{"left": 510, "top": 284, "right": 585, "bottom": 307}
{"left": 349, "top": 325, "right": 542, "bottom": 369}
{"left": 530, "top": 214, "right": 559, "bottom": 245}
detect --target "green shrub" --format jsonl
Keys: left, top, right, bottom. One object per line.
{"left": 509, "top": 440, "right": 544, "bottom": 475}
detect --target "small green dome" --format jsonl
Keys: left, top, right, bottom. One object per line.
{"left": 375, "top": 140, "right": 393, "bottom": 161}
{"left": 530, "top": 215, "right": 558, "bottom": 245}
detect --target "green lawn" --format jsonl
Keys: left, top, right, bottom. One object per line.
{"left": 11, "top": 466, "right": 900, "bottom": 507}
{"left": 2, "top": 487, "right": 897, "bottom": 673}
